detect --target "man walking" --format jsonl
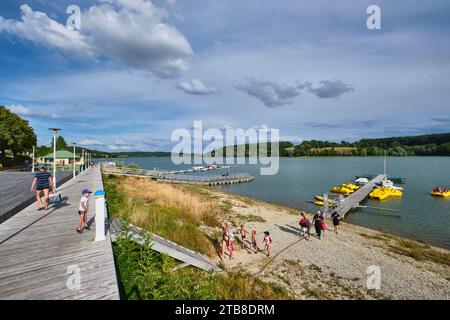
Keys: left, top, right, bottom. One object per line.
{"left": 30, "top": 164, "right": 53, "bottom": 210}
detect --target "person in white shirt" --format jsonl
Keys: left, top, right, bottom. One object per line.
{"left": 76, "top": 188, "right": 92, "bottom": 233}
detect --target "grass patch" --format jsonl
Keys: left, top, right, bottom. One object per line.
{"left": 218, "top": 199, "right": 233, "bottom": 216}
{"left": 359, "top": 232, "right": 391, "bottom": 242}
{"left": 389, "top": 239, "right": 450, "bottom": 266}
{"left": 234, "top": 214, "right": 266, "bottom": 223}
{"left": 104, "top": 175, "right": 221, "bottom": 257}
{"left": 302, "top": 285, "right": 331, "bottom": 299}
{"left": 113, "top": 234, "right": 290, "bottom": 300}
{"left": 178, "top": 184, "right": 215, "bottom": 199}
{"left": 309, "top": 264, "right": 322, "bottom": 273}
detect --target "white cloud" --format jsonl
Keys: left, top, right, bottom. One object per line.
{"left": 176, "top": 79, "right": 219, "bottom": 95}
{"left": 308, "top": 80, "right": 354, "bottom": 98}
{"left": 0, "top": 0, "right": 193, "bottom": 78}
{"left": 78, "top": 139, "right": 104, "bottom": 146}
{"left": 0, "top": 4, "right": 94, "bottom": 58}
{"left": 6, "top": 104, "right": 60, "bottom": 119}
{"left": 235, "top": 79, "right": 303, "bottom": 108}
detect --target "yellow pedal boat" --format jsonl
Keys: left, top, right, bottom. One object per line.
{"left": 430, "top": 190, "right": 450, "bottom": 198}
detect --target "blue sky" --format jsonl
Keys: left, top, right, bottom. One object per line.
{"left": 1, "top": 0, "right": 449, "bottom": 151}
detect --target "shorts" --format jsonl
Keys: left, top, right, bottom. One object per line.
{"left": 78, "top": 210, "right": 87, "bottom": 215}
{"left": 333, "top": 220, "right": 340, "bottom": 226}
{"left": 251, "top": 241, "right": 257, "bottom": 248}
{"left": 37, "top": 186, "right": 49, "bottom": 191}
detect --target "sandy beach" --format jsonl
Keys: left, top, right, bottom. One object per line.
{"left": 209, "top": 189, "right": 450, "bottom": 300}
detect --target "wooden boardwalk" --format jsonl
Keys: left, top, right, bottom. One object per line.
{"left": 335, "top": 174, "right": 386, "bottom": 218}
{"left": 0, "top": 171, "right": 72, "bottom": 223}
{"left": 0, "top": 167, "right": 120, "bottom": 300}
{"left": 110, "top": 219, "right": 221, "bottom": 273}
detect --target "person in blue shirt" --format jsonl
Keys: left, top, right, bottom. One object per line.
{"left": 30, "top": 164, "right": 53, "bottom": 210}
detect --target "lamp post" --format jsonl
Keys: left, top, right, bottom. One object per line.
{"left": 32, "top": 145, "right": 35, "bottom": 173}
{"left": 48, "top": 128, "right": 61, "bottom": 191}
{"left": 81, "top": 149, "right": 85, "bottom": 171}
{"left": 73, "top": 142, "right": 76, "bottom": 179}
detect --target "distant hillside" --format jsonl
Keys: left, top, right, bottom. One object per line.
{"left": 211, "top": 133, "right": 450, "bottom": 157}
{"left": 110, "top": 151, "right": 172, "bottom": 158}
{"left": 294, "top": 133, "right": 450, "bottom": 156}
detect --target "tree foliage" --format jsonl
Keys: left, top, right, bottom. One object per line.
{"left": 0, "top": 106, "right": 36, "bottom": 159}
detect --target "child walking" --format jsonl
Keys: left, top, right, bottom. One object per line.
{"left": 239, "top": 224, "right": 249, "bottom": 249}
{"left": 76, "top": 188, "right": 92, "bottom": 233}
{"left": 251, "top": 228, "right": 259, "bottom": 254}
{"left": 227, "top": 235, "right": 234, "bottom": 260}
{"left": 263, "top": 231, "right": 272, "bottom": 257}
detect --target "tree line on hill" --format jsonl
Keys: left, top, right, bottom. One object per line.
{"left": 213, "top": 133, "right": 450, "bottom": 157}
{"left": 291, "top": 133, "right": 450, "bottom": 156}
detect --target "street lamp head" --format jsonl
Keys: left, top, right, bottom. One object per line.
{"left": 48, "top": 128, "right": 61, "bottom": 132}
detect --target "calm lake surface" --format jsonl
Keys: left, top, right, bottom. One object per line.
{"left": 105, "top": 157, "right": 450, "bottom": 249}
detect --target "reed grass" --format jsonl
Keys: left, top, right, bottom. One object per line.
{"left": 104, "top": 175, "right": 221, "bottom": 256}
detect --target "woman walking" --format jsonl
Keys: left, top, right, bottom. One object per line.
{"left": 331, "top": 211, "right": 341, "bottom": 234}
{"left": 299, "top": 212, "right": 312, "bottom": 241}
{"left": 313, "top": 210, "right": 323, "bottom": 240}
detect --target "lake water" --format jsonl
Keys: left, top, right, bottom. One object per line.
{"left": 104, "top": 157, "right": 450, "bottom": 250}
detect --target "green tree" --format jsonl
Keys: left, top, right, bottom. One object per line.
{"left": 0, "top": 106, "right": 36, "bottom": 160}
{"left": 54, "top": 136, "right": 68, "bottom": 150}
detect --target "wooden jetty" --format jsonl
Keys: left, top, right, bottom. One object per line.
{"left": 335, "top": 174, "right": 386, "bottom": 218}
{"left": 109, "top": 219, "right": 221, "bottom": 273}
{"left": 102, "top": 164, "right": 254, "bottom": 186}
{"left": 0, "top": 167, "right": 120, "bottom": 300}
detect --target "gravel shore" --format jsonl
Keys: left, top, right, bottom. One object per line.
{"left": 212, "top": 190, "right": 450, "bottom": 300}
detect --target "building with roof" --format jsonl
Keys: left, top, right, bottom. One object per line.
{"left": 38, "top": 150, "right": 83, "bottom": 166}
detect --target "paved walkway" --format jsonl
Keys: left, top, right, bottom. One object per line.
{"left": 0, "top": 171, "right": 72, "bottom": 223}
{"left": 0, "top": 167, "right": 120, "bottom": 300}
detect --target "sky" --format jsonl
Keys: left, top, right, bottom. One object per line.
{"left": 0, "top": 0, "right": 449, "bottom": 152}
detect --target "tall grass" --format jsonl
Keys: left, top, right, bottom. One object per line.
{"left": 113, "top": 234, "right": 290, "bottom": 300}
{"left": 104, "top": 175, "right": 221, "bottom": 256}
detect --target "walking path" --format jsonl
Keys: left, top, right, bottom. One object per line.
{"left": 0, "top": 167, "right": 120, "bottom": 300}
{"left": 0, "top": 171, "right": 72, "bottom": 223}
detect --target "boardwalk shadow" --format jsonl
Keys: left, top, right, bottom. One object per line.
{"left": 274, "top": 224, "right": 300, "bottom": 236}
{"left": 51, "top": 199, "right": 71, "bottom": 210}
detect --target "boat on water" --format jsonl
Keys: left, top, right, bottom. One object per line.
{"left": 431, "top": 187, "right": 450, "bottom": 198}
{"left": 314, "top": 195, "right": 335, "bottom": 203}
{"left": 331, "top": 186, "right": 354, "bottom": 195}
{"left": 376, "top": 179, "right": 404, "bottom": 191}
{"left": 356, "top": 175, "right": 406, "bottom": 184}
{"left": 369, "top": 186, "right": 403, "bottom": 200}
{"left": 354, "top": 177, "right": 369, "bottom": 186}
{"left": 312, "top": 201, "right": 337, "bottom": 207}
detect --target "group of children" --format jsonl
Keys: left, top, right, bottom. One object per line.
{"left": 221, "top": 209, "right": 341, "bottom": 260}
{"left": 221, "top": 222, "right": 273, "bottom": 260}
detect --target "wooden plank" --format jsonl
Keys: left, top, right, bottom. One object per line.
{"left": 0, "top": 167, "right": 120, "bottom": 300}
{"left": 336, "top": 174, "right": 386, "bottom": 217}
{"left": 0, "top": 171, "right": 73, "bottom": 223}
{"left": 110, "top": 219, "right": 221, "bottom": 273}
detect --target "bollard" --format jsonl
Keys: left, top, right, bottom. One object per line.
{"left": 94, "top": 190, "right": 106, "bottom": 241}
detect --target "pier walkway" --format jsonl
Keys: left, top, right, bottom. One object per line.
{"left": 335, "top": 174, "right": 386, "bottom": 218}
{"left": 0, "top": 167, "right": 119, "bottom": 300}
{"left": 102, "top": 164, "right": 254, "bottom": 186}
